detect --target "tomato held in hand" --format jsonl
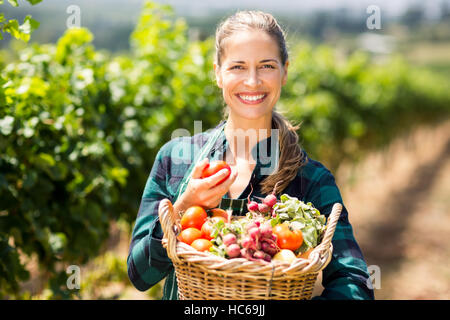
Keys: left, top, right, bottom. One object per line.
{"left": 273, "top": 223, "right": 303, "bottom": 251}
{"left": 180, "top": 206, "right": 207, "bottom": 230}
{"left": 201, "top": 160, "right": 231, "bottom": 186}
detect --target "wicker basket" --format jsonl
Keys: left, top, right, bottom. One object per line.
{"left": 159, "top": 199, "right": 342, "bottom": 300}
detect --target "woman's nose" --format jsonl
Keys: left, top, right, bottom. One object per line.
{"left": 244, "top": 69, "right": 261, "bottom": 87}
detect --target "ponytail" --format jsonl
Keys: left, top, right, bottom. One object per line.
{"left": 260, "top": 110, "right": 307, "bottom": 195}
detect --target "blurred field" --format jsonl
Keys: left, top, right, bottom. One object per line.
{"left": 338, "top": 120, "right": 450, "bottom": 299}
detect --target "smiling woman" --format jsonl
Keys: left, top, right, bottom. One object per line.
{"left": 214, "top": 29, "right": 288, "bottom": 122}
{"left": 127, "top": 10, "right": 375, "bottom": 300}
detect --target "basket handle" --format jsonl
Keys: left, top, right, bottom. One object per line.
{"left": 314, "top": 202, "right": 343, "bottom": 258}
{"left": 158, "top": 199, "right": 182, "bottom": 263}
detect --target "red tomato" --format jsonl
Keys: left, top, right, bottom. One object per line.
{"left": 201, "top": 216, "right": 225, "bottom": 240}
{"left": 201, "top": 220, "right": 214, "bottom": 240}
{"left": 209, "top": 208, "right": 229, "bottom": 222}
{"left": 178, "top": 228, "right": 202, "bottom": 245}
{"left": 180, "top": 206, "right": 207, "bottom": 230}
{"left": 273, "top": 223, "right": 303, "bottom": 251}
{"left": 201, "top": 160, "right": 231, "bottom": 186}
{"left": 191, "top": 239, "right": 212, "bottom": 252}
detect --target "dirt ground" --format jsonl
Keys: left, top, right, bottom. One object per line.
{"left": 334, "top": 120, "right": 450, "bottom": 299}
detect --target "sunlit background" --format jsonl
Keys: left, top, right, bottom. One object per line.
{"left": 1, "top": 0, "right": 449, "bottom": 300}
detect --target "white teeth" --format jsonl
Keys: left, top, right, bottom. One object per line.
{"left": 239, "top": 94, "right": 266, "bottom": 101}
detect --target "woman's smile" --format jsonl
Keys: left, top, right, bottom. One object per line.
{"left": 236, "top": 92, "right": 268, "bottom": 105}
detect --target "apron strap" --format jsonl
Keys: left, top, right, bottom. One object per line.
{"left": 218, "top": 198, "right": 247, "bottom": 216}
{"left": 174, "top": 122, "right": 226, "bottom": 203}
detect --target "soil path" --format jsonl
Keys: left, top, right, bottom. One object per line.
{"left": 335, "top": 120, "right": 450, "bottom": 299}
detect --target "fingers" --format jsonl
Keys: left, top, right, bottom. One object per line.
{"left": 191, "top": 158, "right": 209, "bottom": 179}
{"left": 217, "top": 170, "right": 238, "bottom": 190}
{"left": 202, "top": 168, "right": 233, "bottom": 188}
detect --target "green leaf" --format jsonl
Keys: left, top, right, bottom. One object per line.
{"left": 8, "top": 0, "right": 18, "bottom": 7}
{"left": 0, "top": 116, "right": 14, "bottom": 135}
{"left": 35, "top": 153, "right": 56, "bottom": 168}
{"left": 19, "top": 15, "right": 40, "bottom": 36}
{"left": 49, "top": 232, "right": 67, "bottom": 255}
{"left": 301, "top": 225, "right": 318, "bottom": 249}
{"left": 23, "top": 171, "right": 38, "bottom": 189}
{"left": 290, "top": 220, "right": 305, "bottom": 230}
{"left": 3, "top": 19, "right": 20, "bottom": 39}
{"left": 2, "top": 15, "right": 39, "bottom": 42}
{"left": 211, "top": 219, "right": 225, "bottom": 238}
{"left": 26, "top": 0, "right": 43, "bottom": 4}
{"left": 108, "top": 167, "right": 128, "bottom": 186}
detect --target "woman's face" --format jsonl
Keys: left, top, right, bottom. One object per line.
{"left": 214, "top": 29, "right": 288, "bottom": 121}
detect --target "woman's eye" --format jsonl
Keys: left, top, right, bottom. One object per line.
{"left": 230, "top": 65, "right": 244, "bottom": 70}
{"left": 262, "top": 64, "right": 275, "bottom": 69}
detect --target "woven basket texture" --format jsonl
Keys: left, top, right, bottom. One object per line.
{"left": 159, "top": 199, "right": 342, "bottom": 300}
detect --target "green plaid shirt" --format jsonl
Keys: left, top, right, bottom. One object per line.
{"left": 127, "top": 120, "right": 375, "bottom": 300}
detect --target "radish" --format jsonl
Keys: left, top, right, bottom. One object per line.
{"left": 246, "top": 183, "right": 259, "bottom": 212}
{"left": 248, "top": 227, "right": 261, "bottom": 241}
{"left": 258, "top": 203, "right": 270, "bottom": 214}
{"left": 241, "top": 248, "right": 257, "bottom": 261}
{"left": 226, "top": 244, "right": 241, "bottom": 258}
{"left": 222, "top": 233, "right": 237, "bottom": 246}
{"left": 259, "top": 222, "right": 273, "bottom": 239}
{"left": 253, "top": 250, "right": 265, "bottom": 260}
{"left": 240, "top": 236, "right": 252, "bottom": 249}
{"left": 247, "top": 201, "right": 259, "bottom": 212}
{"left": 245, "top": 221, "right": 258, "bottom": 231}
{"left": 263, "top": 180, "right": 284, "bottom": 207}
{"left": 261, "top": 240, "right": 279, "bottom": 256}
{"left": 253, "top": 250, "right": 272, "bottom": 262}
{"left": 263, "top": 194, "right": 277, "bottom": 207}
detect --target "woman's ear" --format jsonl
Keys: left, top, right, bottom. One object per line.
{"left": 214, "top": 63, "right": 223, "bottom": 88}
{"left": 281, "top": 60, "right": 289, "bottom": 86}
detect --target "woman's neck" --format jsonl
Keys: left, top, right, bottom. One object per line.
{"left": 224, "top": 113, "right": 273, "bottom": 162}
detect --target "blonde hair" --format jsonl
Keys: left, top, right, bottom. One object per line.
{"left": 215, "top": 10, "right": 307, "bottom": 195}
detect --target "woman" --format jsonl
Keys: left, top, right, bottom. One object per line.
{"left": 127, "top": 10, "right": 374, "bottom": 300}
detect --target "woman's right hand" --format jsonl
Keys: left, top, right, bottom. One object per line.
{"left": 173, "top": 158, "right": 237, "bottom": 212}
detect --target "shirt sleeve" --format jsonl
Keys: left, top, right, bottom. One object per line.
{"left": 308, "top": 170, "right": 375, "bottom": 300}
{"left": 127, "top": 144, "right": 174, "bottom": 291}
